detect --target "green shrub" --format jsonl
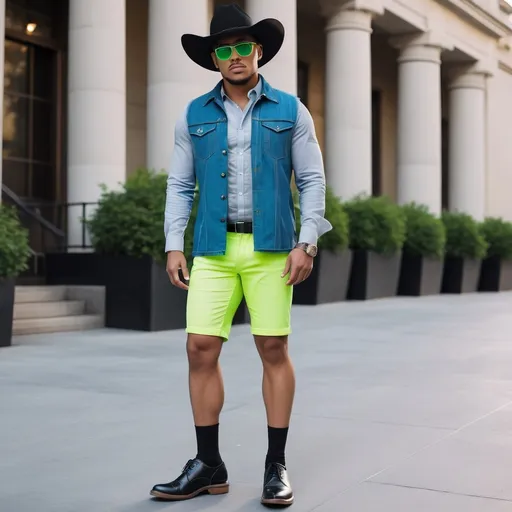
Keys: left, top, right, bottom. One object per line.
{"left": 294, "top": 185, "right": 349, "bottom": 252}
{"left": 479, "top": 217, "right": 512, "bottom": 260}
{"left": 400, "top": 202, "right": 446, "bottom": 259}
{"left": 0, "top": 204, "right": 31, "bottom": 279}
{"left": 343, "top": 195, "right": 405, "bottom": 255}
{"left": 86, "top": 168, "right": 197, "bottom": 264}
{"left": 441, "top": 211, "right": 488, "bottom": 259}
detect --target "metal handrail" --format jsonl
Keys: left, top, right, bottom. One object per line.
{"left": 1, "top": 184, "right": 65, "bottom": 238}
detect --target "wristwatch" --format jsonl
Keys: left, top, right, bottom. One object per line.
{"left": 295, "top": 242, "right": 318, "bottom": 257}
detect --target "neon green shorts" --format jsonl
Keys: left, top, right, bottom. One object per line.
{"left": 186, "top": 233, "right": 293, "bottom": 340}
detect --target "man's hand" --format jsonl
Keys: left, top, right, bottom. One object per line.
{"left": 282, "top": 248, "right": 313, "bottom": 286}
{"left": 166, "top": 251, "right": 190, "bottom": 290}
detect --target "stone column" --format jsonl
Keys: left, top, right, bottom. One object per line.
{"left": 0, "top": 0, "right": 6, "bottom": 200}
{"left": 147, "top": 0, "right": 216, "bottom": 173}
{"left": 67, "top": 0, "right": 126, "bottom": 246}
{"left": 392, "top": 32, "right": 452, "bottom": 215}
{"left": 321, "top": 0, "right": 383, "bottom": 199}
{"left": 448, "top": 67, "right": 489, "bottom": 220}
{"left": 246, "top": 0, "right": 297, "bottom": 94}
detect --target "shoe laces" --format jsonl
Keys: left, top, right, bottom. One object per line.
{"left": 267, "top": 463, "right": 282, "bottom": 480}
{"left": 182, "top": 459, "right": 198, "bottom": 474}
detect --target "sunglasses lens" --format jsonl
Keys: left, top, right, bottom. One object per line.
{"left": 235, "top": 43, "right": 254, "bottom": 57}
{"left": 215, "top": 46, "right": 232, "bottom": 60}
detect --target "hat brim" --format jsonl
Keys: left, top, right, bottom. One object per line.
{"left": 181, "top": 18, "right": 285, "bottom": 72}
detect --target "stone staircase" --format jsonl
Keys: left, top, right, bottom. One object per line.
{"left": 13, "top": 286, "right": 105, "bottom": 336}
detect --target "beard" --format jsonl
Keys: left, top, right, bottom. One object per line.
{"left": 224, "top": 71, "right": 256, "bottom": 86}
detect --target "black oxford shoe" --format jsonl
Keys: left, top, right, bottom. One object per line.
{"left": 261, "top": 462, "right": 294, "bottom": 506}
{"left": 150, "top": 458, "right": 229, "bottom": 501}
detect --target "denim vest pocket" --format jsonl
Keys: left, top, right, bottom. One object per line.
{"left": 261, "top": 120, "right": 294, "bottom": 160}
{"left": 188, "top": 123, "right": 217, "bottom": 160}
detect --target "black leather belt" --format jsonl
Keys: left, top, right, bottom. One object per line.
{"left": 227, "top": 221, "right": 253, "bottom": 234}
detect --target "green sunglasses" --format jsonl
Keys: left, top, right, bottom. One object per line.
{"left": 214, "top": 42, "right": 257, "bottom": 61}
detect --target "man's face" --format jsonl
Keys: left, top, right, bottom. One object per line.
{"left": 211, "top": 34, "right": 262, "bottom": 85}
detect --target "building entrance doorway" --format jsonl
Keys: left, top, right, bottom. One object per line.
{"left": 2, "top": 0, "right": 66, "bottom": 206}
{"left": 3, "top": 38, "right": 56, "bottom": 202}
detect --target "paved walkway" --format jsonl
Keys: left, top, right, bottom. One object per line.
{"left": 2, "top": 292, "right": 512, "bottom": 511}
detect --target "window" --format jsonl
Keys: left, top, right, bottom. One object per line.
{"left": 297, "top": 60, "right": 309, "bottom": 107}
{"left": 442, "top": 118, "right": 449, "bottom": 210}
{"left": 3, "top": 0, "right": 60, "bottom": 202}
{"left": 372, "top": 90, "right": 381, "bottom": 196}
{"left": 3, "top": 38, "right": 56, "bottom": 200}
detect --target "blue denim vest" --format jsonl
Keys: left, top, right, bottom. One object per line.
{"left": 186, "top": 76, "right": 298, "bottom": 257}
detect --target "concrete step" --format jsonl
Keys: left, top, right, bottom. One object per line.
{"left": 15, "top": 286, "right": 67, "bottom": 304}
{"left": 12, "top": 315, "right": 104, "bottom": 336}
{"left": 13, "top": 300, "right": 86, "bottom": 320}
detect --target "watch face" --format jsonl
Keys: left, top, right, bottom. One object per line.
{"left": 306, "top": 245, "right": 318, "bottom": 257}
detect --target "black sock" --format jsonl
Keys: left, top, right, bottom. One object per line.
{"left": 265, "top": 426, "right": 288, "bottom": 468}
{"left": 195, "top": 424, "right": 222, "bottom": 467}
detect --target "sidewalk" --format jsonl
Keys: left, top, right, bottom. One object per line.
{"left": 1, "top": 292, "right": 512, "bottom": 511}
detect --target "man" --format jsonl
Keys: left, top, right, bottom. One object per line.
{"left": 151, "top": 3, "right": 331, "bottom": 507}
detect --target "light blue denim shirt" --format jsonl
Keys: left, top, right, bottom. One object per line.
{"left": 164, "top": 76, "right": 332, "bottom": 253}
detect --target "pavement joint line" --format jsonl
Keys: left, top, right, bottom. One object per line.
{"left": 309, "top": 397, "right": 512, "bottom": 511}
{"left": 365, "top": 481, "right": 512, "bottom": 503}
{"left": 360, "top": 397, "right": 512, "bottom": 484}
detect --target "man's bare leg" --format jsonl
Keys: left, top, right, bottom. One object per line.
{"left": 254, "top": 335, "right": 295, "bottom": 506}
{"left": 254, "top": 335, "right": 295, "bottom": 465}
{"left": 187, "top": 333, "right": 224, "bottom": 465}
{"left": 150, "top": 333, "right": 229, "bottom": 500}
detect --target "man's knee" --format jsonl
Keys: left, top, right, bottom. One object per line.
{"left": 187, "top": 334, "right": 222, "bottom": 371}
{"left": 256, "top": 336, "right": 289, "bottom": 366}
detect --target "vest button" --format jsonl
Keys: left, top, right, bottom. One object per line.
{"left": 220, "top": 172, "right": 226, "bottom": 178}
{"left": 222, "top": 150, "right": 227, "bottom": 155}
{"left": 220, "top": 218, "right": 226, "bottom": 223}
{"left": 221, "top": 195, "right": 226, "bottom": 200}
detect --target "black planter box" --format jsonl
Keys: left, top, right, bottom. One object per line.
{"left": 103, "top": 256, "right": 188, "bottom": 331}
{"left": 0, "top": 278, "right": 15, "bottom": 348}
{"left": 46, "top": 252, "right": 249, "bottom": 331}
{"left": 347, "top": 250, "right": 401, "bottom": 301}
{"left": 293, "top": 250, "right": 352, "bottom": 305}
{"left": 478, "top": 256, "right": 512, "bottom": 292}
{"left": 441, "top": 257, "right": 481, "bottom": 294}
{"left": 397, "top": 253, "right": 444, "bottom": 296}
{"left": 46, "top": 252, "right": 111, "bottom": 286}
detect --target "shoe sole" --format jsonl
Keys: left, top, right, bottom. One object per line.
{"left": 261, "top": 495, "right": 294, "bottom": 506}
{"left": 150, "top": 482, "right": 229, "bottom": 501}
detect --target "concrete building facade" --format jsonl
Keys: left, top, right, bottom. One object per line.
{"left": 2, "top": 0, "right": 512, "bottom": 247}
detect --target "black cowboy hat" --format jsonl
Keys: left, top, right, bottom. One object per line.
{"left": 181, "top": 3, "right": 285, "bottom": 72}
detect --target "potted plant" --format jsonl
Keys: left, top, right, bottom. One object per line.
{"left": 344, "top": 195, "right": 406, "bottom": 300}
{"left": 478, "top": 217, "right": 512, "bottom": 292}
{"left": 46, "top": 169, "right": 249, "bottom": 331}
{"left": 397, "top": 202, "right": 446, "bottom": 296}
{"left": 85, "top": 169, "right": 188, "bottom": 331}
{"left": 292, "top": 186, "right": 352, "bottom": 305}
{"left": 0, "top": 205, "right": 31, "bottom": 347}
{"left": 441, "top": 211, "right": 488, "bottom": 294}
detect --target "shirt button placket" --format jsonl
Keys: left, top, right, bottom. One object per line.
{"left": 237, "top": 126, "right": 244, "bottom": 219}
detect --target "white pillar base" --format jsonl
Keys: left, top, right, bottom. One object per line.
{"left": 67, "top": 0, "right": 126, "bottom": 248}
{"left": 448, "top": 69, "right": 489, "bottom": 220}
{"left": 392, "top": 32, "right": 452, "bottom": 215}
{"left": 322, "top": 3, "right": 382, "bottom": 199}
